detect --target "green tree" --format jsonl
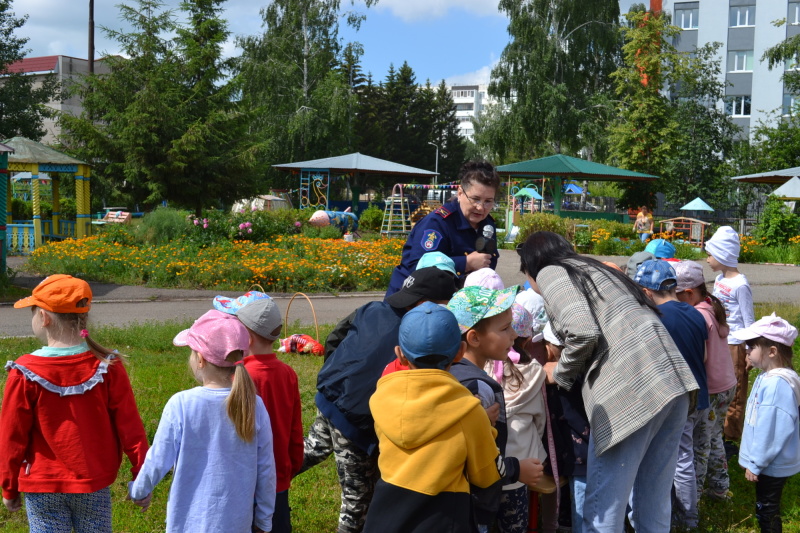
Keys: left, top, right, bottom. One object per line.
{"left": 762, "top": 19, "right": 800, "bottom": 94}
{"left": 235, "top": 0, "right": 376, "bottom": 188}
{"left": 486, "top": 0, "right": 621, "bottom": 160}
{"left": 0, "top": 0, "right": 59, "bottom": 140}
{"left": 608, "top": 10, "right": 681, "bottom": 208}
{"left": 661, "top": 43, "right": 738, "bottom": 208}
{"left": 60, "top": 0, "right": 260, "bottom": 215}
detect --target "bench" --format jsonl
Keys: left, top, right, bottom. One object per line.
{"left": 102, "top": 210, "right": 132, "bottom": 224}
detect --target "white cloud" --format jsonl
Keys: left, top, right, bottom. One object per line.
{"left": 376, "top": 0, "right": 501, "bottom": 22}
{"left": 446, "top": 63, "right": 494, "bottom": 86}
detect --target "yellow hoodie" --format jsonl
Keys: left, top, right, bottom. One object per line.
{"left": 363, "top": 369, "right": 501, "bottom": 533}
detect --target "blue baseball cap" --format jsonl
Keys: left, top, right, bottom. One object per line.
{"left": 644, "top": 238, "right": 676, "bottom": 259}
{"left": 398, "top": 302, "right": 462, "bottom": 370}
{"left": 634, "top": 260, "right": 678, "bottom": 291}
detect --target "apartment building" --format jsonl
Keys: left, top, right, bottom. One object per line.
{"left": 5, "top": 55, "right": 110, "bottom": 145}
{"left": 658, "top": 0, "right": 795, "bottom": 137}
{"left": 449, "top": 83, "right": 493, "bottom": 141}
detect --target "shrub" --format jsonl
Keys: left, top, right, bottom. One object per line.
{"left": 754, "top": 196, "right": 800, "bottom": 247}
{"left": 515, "top": 213, "right": 572, "bottom": 246}
{"left": 358, "top": 204, "right": 384, "bottom": 231}
{"left": 11, "top": 198, "right": 31, "bottom": 220}
{"left": 97, "top": 223, "right": 137, "bottom": 247}
{"left": 136, "top": 207, "right": 192, "bottom": 245}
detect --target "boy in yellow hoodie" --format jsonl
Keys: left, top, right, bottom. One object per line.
{"left": 363, "top": 302, "right": 504, "bottom": 533}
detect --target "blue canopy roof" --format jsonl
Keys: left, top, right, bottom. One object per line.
{"left": 679, "top": 197, "right": 714, "bottom": 211}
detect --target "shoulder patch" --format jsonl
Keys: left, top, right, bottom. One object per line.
{"left": 420, "top": 230, "right": 443, "bottom": 251}
{"left": 434, "top": 206, "right": 452, "bottom": 218}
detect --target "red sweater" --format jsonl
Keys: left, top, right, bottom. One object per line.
{"left": 0, "top": 351, "right": 149, "bottom": 499}
{"left": 243, "top": 353, "right": 304, "bottom": 492}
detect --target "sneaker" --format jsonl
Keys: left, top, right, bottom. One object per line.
{"left": 706, "top": 489, "right": 733, "bottom": 501}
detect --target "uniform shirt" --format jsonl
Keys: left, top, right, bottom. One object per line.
{"left": 385, "top": 200, "right": 498, "bottom": 297}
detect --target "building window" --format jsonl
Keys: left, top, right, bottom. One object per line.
{"left": 728, "top": 50, "right": 754, "bottom": 72}
{"left": 462, "top": 129, "right": 474, "bottom": 136}
{"left": 787, "top": 55, "right": 800, "bottom": 71}
{"left": 790, "top": 2, "right": 800, "bottom": 25}
{"left": 729, "top": 6, "right": 755, "bottom": 27}
{"left": 725, "top": 95, "right": 751, "bottom": 117}
{"left": 458, "top": 116, "right": 472, "bottom": 123}
{"left": 455, "top": 103, "right": 474, "bottom": 111}
{"left": 675, "top": 7, "right": 699, "bottom": 29}
{"left": 452, "top": 90, "right": 475, "bottom": 98}
{"left": 784, "top": 94, "right": 798, "bottom": 115}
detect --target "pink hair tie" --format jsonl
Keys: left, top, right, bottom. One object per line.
{"left": 705, "top": 297, "right": 712, "bottom": 305}
{"left": 80, "top": 329, "right": 89, "bottom": 338}
{"left": 233, "top": 360, "right": 244, "bottom": 366}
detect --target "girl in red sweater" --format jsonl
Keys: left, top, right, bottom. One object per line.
{"left": 0, "top": 274, "right": 149, "bottom": 532}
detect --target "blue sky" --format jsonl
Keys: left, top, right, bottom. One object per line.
{"left": 12, "top": 0, "right": 640, "bottom": 85}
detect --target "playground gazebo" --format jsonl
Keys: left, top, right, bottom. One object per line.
{"left": 3, "top": 137, "right": 92, "bottom": 254}
{"left": 497, "top": 154, "right": 659, "bottom": 221}
{"left": 273, "top": 152, "right": 437, "bottom": 211}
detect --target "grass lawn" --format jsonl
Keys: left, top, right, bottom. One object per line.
{"left": 0, "top": 304, "right": 798, "bottom": 532}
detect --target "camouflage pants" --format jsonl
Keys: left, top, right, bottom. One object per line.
{"left": 300, "top": 410, "right": 378, "bottom": 533}
{"left": 694, "top": 386, "right": 735, "bottom": 499}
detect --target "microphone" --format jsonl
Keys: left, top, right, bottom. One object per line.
{"left": 475, "top": 225, "right": 497, "bottom": 255}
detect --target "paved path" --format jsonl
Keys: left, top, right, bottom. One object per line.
{"left": 1, "top": 252, "right": 797, "bottom": 338}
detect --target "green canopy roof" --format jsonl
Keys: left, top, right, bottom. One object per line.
{"left": 497, "top": 154, "right": 658, "bottom": 182}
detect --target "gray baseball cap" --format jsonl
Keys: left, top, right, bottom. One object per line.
{"left": 236, "top": 298, "right": 283, "bottom": 341}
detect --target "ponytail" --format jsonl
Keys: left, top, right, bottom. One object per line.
{"left": 695, "top": 284, "right": 728, "bottom": 328}
{"left": 46, "top": 301, "right": 122, "bottom": 363}
{"left": 226, "top": 360, "right": 257, "bottom": 443}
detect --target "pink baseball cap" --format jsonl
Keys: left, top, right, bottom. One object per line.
{"left": 173, "top": 310, "right": 250, "bottom": 367}
{"left": 464, "top": 268, "right": 504, "bottom": 290}
{"left": 731, "top": 313, "right": 798, "bottom": 347}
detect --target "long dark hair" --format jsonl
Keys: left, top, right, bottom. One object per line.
{"left": 518, "top": 231, "right": 659, "bottom": 314}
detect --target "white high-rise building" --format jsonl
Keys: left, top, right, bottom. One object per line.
{"left": 449, "top": 83, "right": 495, "bottom": 141}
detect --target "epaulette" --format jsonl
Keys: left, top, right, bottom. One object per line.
{"left": 434, "top": 206, "right": 452, "bottom": 218}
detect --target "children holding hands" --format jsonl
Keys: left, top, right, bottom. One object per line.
{"left": 0, "top": 275, "right": 149, "bottom": 533}
{"left": 128, "top": 310, "right": 276, "bottom": 533}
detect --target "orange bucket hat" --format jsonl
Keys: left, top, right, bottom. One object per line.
{"left": 14, "top": 274, "right": 92, "bottom": 314}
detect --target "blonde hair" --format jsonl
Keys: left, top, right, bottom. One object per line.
{"left": 37, "top": 301, "right": 121, "bottom": 363}
{"left": 210, "top": 350, "right": 257, "bottom": 443}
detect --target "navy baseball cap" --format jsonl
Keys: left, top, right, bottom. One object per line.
{"left": 634, "top": 260, "right": 678, "bottom": 291}
{"left": 398, "top": 302, "right": 462, "bottom": 370}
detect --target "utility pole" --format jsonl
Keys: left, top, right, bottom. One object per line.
{"left": 88, "top": 0, "right": 94, "bottom": 74}
{"left": 427, "top": 141, "right": 439, "bottom": 185}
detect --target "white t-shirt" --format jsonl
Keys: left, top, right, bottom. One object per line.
{"left": 713, "top": 273, "right": 755, "bottom": 345}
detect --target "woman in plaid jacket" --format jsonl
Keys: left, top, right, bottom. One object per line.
{"left": 518, "top": 232, "right": 698, "bottom": 533}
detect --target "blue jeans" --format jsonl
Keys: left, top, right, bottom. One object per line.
{"left": 571, "top": 476, "right": 587, "bottom": 533}
{"left": 673, "top": 410, "right": 701, "bottom": 528}
{"left": 272, "top": 490, "right": 292, "bottom": 533}
{"left": 583, "top": 393, "right": 688, "bottom": 533}
{"left": 639, "top": 233, "right": 651, "bottom": 243}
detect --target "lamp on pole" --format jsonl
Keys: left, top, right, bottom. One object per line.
{"left": 427, "top": 141, "right": 439, "bottom": 186}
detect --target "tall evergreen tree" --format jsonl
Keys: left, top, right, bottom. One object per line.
{"left": 60, "top": 0, "right": 260, "bottom": 214}
{"left": 0, "top": 0, "right": 59, "bottom": 140}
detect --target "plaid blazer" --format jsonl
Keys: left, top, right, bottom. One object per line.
{"left": 538, "top": 260, "right": 698, "bottom": 456}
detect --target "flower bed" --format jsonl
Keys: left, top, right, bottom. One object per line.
{"left": 27, "top": 235, "right": 404, "bottom": 293}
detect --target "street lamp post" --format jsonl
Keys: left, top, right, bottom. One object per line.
{"left": 427, "top": 141, "right": 439, "bottom": 186}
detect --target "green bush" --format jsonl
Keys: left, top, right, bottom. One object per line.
{"left": 515, "top": 213, "right": 572, "bottom": 246}
{"left": 186, "top": 208, "right": 309, "bottom": 248}
{"left": 59, "top": 197, "right": 77, "bottom": 220}
{"left": 97, "top": 223, "right": 137, "bottom": 246}
{"left": 11, "top": 198, "right": 30, "bottom": 220}
{"left": 358, "top": 204, "right": 384, "bottom": 231}
{"left": 302, "top": 225, "right": 343, "bottom": 239}
{"left": 754, "top": 196, "right": 800, "bottom": 247}
{"left": 136, "top": 207, "right": 192, "bottom": 245}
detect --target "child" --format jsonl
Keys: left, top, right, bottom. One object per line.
{"left": 362, "top": 302, "right": 505, "bottom": 533}
{"left": 634, "top": 259, "right": 708, "bottom": 529}
{"left": 447, "top": 285, "right": 544, "bottom": 531}
{"left": 674, "top": 260, "right": 737, "bottom": 500}
{"left": 236, "top": 298, "right": 303, "bottom": 533}
{"left": 706, "top": 226, "right": 755, "bottom": 447}
{"left": 733, "top": 313, "right": 800, "bottom": 533}
{"left": 0, "top": 274, "right": 149, "bottom": 532}
{"left": 301, "top": 266, "right": 458, "bottom": 532}
{"left": 494, "top": 303, "right": 547, "bottom": 533}
{"left": 129, "top": 310, "right": 276, "bottom": 533}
